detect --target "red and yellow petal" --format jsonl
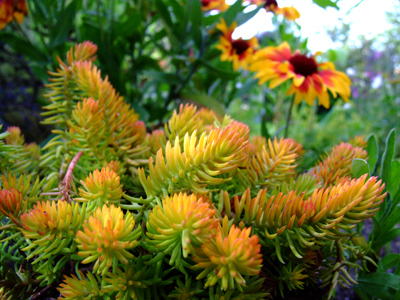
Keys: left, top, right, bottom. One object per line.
{"left": 252, "top": 41, "right": 351, "bottom": 108}
{"left": 216, "top": 19, "right": 259, "bottom": 71}
{"left": 202, "top": 0, "right": 229, "bottom": 12}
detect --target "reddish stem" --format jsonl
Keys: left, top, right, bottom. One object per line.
{"left": 60, "top": 151, "right": 83, "bottom": 202}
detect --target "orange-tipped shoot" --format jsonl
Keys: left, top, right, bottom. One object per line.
{"left": 147, "top": 193, "right": 218, "bottom": 263}
{"left": 20, "top": 201, "right": 85, "bottom": 261}
{"left": 0, "top": 188, "right": 26, "bottom": 226}
{"left": 75, "top": 204, "right": 141, "bottom": 275}
{"left": 193, "top": 217, "right": 262, "bottom": 290}
{"left": 75, "top": 167, "right": 123, "bottom": 211}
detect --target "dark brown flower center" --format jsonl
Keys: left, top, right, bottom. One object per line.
{"left": 201, "top": 0, "right": 212, "bottom": 7}
{"left": 232, "top": 40, "right": 250, "bottom": 55}
{"left": 264, "top": 0, "right": 278, "bottom": 9}
{"left": 289, "top": 54, "right": 318, "bottom": 77}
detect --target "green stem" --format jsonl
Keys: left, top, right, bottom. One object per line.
{"left": 0, "top": 224, "right": 17, "bottom": 231}
{"left": 284, "top": 95, "right": 295, "bottom": 138}
{"left": 164, "top": 38, "right": 207, "bottom": 109}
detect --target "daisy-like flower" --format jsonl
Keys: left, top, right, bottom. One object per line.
{"left": 248, "top": 0, "right": 300, "bottom": 21}
{"left": 201, "top": 0, "right": 229, "bottom": 12}
{"left": 250, "top": 42, "right": 351, "bottom": 108}
{"left": 216, "top": 19, "right": 259, "bottom": 71}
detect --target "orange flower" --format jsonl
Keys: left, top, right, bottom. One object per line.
{"left": 216, "top": 19, "right": 259, "bottom": 71}
{"left": 13, "top": 0, "right": 27, "bottom": 23}
{"left": 265, "top": 0, "right": 300, "bottom": 21}
{"left": 248, "top": 0, "right": 300, "bottom": 21}
{"left": 201, "top": 0, "right": 229, "bottom": 12}
{"left": 0, "top": 0, "right": 27, "bottom": 30}
{"left": 0, "top": 0, "right": 13, "bottom": 30}
{"left": 250, "top": 42, "right": 351, "bottom": 108}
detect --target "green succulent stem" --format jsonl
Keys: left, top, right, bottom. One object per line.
{"left": 0, "top": 224, "right": 17, "bottom": 231}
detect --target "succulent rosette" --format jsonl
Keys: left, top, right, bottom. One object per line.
{"left": 75, "top": 204, "right": 141, "bottom": 275}
{"left": 193, "top": 217, "right": 263, "bottom": 290}
{"left": 146, "top": 193, "right": 218, "bottom": 265}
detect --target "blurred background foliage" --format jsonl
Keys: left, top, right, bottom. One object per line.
{"left": 0, "top": 0, "right": 399, "bottom": 156}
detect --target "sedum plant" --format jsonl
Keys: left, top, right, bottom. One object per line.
{"left": 0, "top": 42, "right": 389, "bottom": 300}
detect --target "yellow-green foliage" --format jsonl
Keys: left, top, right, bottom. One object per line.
{"left": 0, "top": 42, "right": 386, "bottom": 300}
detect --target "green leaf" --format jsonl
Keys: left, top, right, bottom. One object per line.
{"left": 378, "top": 254, "right": 400, "bottom": 272}
{"left": 169, "top": 0, "right": 186, "bottom": 39}
{"left": 366, "top": 134, "right": 379, "bottom": 174}
{"left": 31, "top": 63, "right": 51, "bottom": 83}
{"left": 204, "top": 13, "right": 221, "bottom": 27}
{"left": 357, "top": 272, "right": 400, "bottom": 299}
{"left": 143, "top": 71, "right": 181, "bottom": 85}
{"left": 327, "top": 49, "right": 337, "bottom": 63}
{"left": 134, "top": 55, "right": 162, "bottom": 71}
{"left": 180, "top": 93, "right": 225, "bottom": 117}
{"left": 154, "top": 0, "right": 179, "bottom": 48}
{"left": 169, "top": 0, "right": 185, "bottom": 21}
{"left": 352, "top": 158, "right": 370, "bottom": 179}
{"left": 235, "top": 6, "right": 262, "bottom": 26}
{"left": 378, "top": 128, "right": 396, "bottom": 219}
{"left": 376, "top": 205, "right": 400, "bottom": 238}
{"left": 113, "top": 13, "right": 142, "bottom": 38}
{"left": 312, "top": 0, "right": 339, "bottom": 9}
{"left": 222, "top": 0, "right": 243, "bottom": 26}
{"left": 381, "top": 128, "right": 396, "bottom": 185}
{"left": 374, "top": 228, "right": 400, "bottom": 251}
{"left": 0, "top": 32, "right": 48, "bottom": 63}
{"left": 232, "top": 77, "right": 258, "bottom": 99}
{"left": 393, "top": 185, "right": 400, "bottom": 208}
{"left": 197, "top": 58, "right": 240, "bottom": 80}
{"left": 188, "top": 0, "right": 203, "bottom": 49}
{"left": 30, "top": 0, "right": 50, "bottom": 23}
{"left": 353, "top": 286, "right": 372, "bottom": 300}
{"left": 77, "top": 18, "right": 101, "bottom": 45}
{"left": 300, "top": 38, "right": 309, "bottom": 50}
{"left": 203, "top": 48, "right": 223, "bottom": 61}
{"left": 261, "top": 114, "right": 270, "bottom": 140}
{"left": 71, "top": 254, "right": 84, "bottom": 260}
{"left": 49, "top": 1, "right": 76, "bottom": 48}
{"left": 388, "top": 160, "right": 400, "bottom": 196}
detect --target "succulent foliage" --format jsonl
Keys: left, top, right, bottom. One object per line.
{"left": 0, "top": 42, "right": 387, "bottom": 299}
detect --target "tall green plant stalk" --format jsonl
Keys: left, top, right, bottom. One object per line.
{"left": 284, "top": 95, "right": 295, "bottom": 137}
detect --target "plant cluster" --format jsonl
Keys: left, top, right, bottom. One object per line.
{"left": 0, "top": 41, "right": 392, "bottom": 300}
{"left": 2, "top": 0, "right": 400, "bottom": 299}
